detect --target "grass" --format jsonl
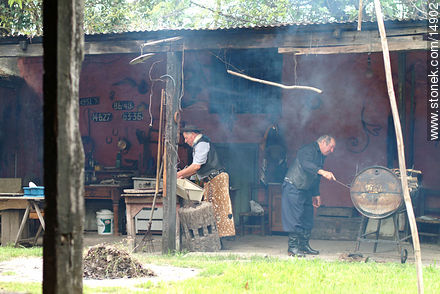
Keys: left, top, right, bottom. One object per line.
{"left": 138, "top": 255, "right": 440, "bottom": 294}
{"left": 1, "top": 247, "right": 440, "bottom": 293}
{"left": 0, "top": 245, "right": 42, "bottom": 262}
{"left": 0, "top": 282, "right": 41, "bottom": 294}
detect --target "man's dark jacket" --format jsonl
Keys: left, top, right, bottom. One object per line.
{"left": 284, "top": 142, "right": 325, "bottom": 196}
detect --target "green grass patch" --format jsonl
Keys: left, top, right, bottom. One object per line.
{"left": 0, "top": 282, "right": 41, "bottom": 294}
{"left": 0, "top": 246, "right": 42, "bottom": 262}
{"left": 1, "top": 249, "right": 440, "bottom": 293}
{"left": 132, "top": 255, "right": 440, "bottom": 294}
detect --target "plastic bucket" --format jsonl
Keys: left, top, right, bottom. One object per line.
{"left": 96, "top": 209, "right": 114, "bottom": 235}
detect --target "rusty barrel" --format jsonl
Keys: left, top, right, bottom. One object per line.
{"left": 350, "top": 166, "right": 403, "bottom": 219}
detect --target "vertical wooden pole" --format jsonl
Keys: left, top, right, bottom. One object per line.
{"left": 357, "top": 0, "right": 364, "bottom": 31}
{"left": 398, "top": 52, "right": 407, "bottom": 150}
{"left": 162, "top": 52, "right": 181, "bottom": 254}
{"left": 373, "top": 1, "right": 423, "bottom": 293}
{"left": 408, "top": 66, "right": 416, "bottom": 169}
{"left": 43, "top": 0, "right": 85, "bottom": 293}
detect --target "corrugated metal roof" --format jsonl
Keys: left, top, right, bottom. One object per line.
{"left": 85, "top": 17, "right": 427, "bottom": 35}
{"left": 0, "top": 17, "right": 427, "bottom": 41}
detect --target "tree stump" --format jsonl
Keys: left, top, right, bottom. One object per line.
{"left": 179, "top": 201, "right": 221, "bottom": 252}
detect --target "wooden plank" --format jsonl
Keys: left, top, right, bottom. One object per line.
{"left": 0, "top": 199, "right": 29, "bottom": 210}
{"left": 42, "top": 0, "right": 84, "bottom": 292}
{"left": 1, "top": 210, "right": 28, "bottom": 245}
{"left": 0, "top": 178, "right": 22, "bottom": 193}
{"left": 279, "top": 36, "right": 427, "bottom": 55}
{"left": 121, "top": 193, "right": 157, "bottom": 197}
{"left": 162, "top": 51, "right": 181, "bottom": 254}
{"left": 0, "top": 34, "right": 426, "bottom": 57}
{"left": 123, "top": 188, "right": 159, "bottom": 194}
{"left": 0, "top": 193, "right": 23, "bottom": 196}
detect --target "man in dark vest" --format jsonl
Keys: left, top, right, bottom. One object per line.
{"left": 282, "top": 135, "right": 336, "bottom": 257}
{"left": 177, "top": 125, "right": 235, "bottom": 242}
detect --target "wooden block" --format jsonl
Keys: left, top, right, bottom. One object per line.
{"left": 1, "top": 210, "right": 28, "bottom": 245}
{"left": 29, "top": 211, "right": 44, "bottom": 219}
{"left": 0, "top": 178, "right": 22, "bottom": 193}
{"left": 316, "top": 206, "right": 356, "bottom": 218}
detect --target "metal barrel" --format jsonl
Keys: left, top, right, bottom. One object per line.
{"left": 350, "top": 166, "right": 403, "bottom": 219}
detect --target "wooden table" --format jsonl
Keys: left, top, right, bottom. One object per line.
{"left": 0, "top": 196, "right": 45, "bottom": 246}
{"left": 122, "top": 191, "right": 162, "bottom": 238}
{"left": 122, "top": 191, "right": 180, "bottom": 250}
{"left": 84, "top": 185, "right": 121, "bottom": 235}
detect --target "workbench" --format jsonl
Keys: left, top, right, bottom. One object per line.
{"left": 84, "top": 184, "right": 122, "bottom": 235}
{"left": 122, "top": 191, "right": 162, "bottom": 238}
{"left": 0, "top": 196, "right": 45, "bottom": 246}
{"left": 122, "top": 191, "right": 180, "bottom": 241}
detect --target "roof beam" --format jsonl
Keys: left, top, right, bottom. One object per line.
{"left": 279, "top": 34, "right": 427, "bottom": 55}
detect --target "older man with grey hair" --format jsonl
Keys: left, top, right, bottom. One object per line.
{"left": 282, "top": 135, "right": 336, "bottom": 257}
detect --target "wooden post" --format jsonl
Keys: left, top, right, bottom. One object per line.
{"left": 398, "top": 52, "right": 407, "bottom": 149}
{"left": 43, "top": 0, "right": 85, "bottom": 293}
{"left": 374, "top": 1, "right": 423, "bottom": 293}
{"left": 162, "top": 52, "right": 181, "bottom": 254}
{"left": 357, "top": 0, "right": 363, "bottom": 31}
{"left": 408, "top": 66, "right": 416, "bottom": 169}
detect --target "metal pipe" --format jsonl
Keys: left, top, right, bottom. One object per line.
{"left": 334, "top": 179, "right": 350, "bottom": 189}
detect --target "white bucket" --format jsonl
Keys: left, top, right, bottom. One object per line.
{"left": 96, "top": 209, "right": 114, "bottom": 235}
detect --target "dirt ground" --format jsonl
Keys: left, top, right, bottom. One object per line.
{"left": 82, "top": 231, "right": 440, "bottom": 264}
{"left": 1, "top": 232, "right": 439, "bottom": 291}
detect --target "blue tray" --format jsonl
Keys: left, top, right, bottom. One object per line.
{"left": 23, "top": 186, "right": 45, "bottom": 196}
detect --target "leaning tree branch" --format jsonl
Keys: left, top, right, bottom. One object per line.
{"left": 374, "top": 0, "right": 424, "bottom": 293}
{"left": 227, "top": 70, "right": 323, "bottom": 93}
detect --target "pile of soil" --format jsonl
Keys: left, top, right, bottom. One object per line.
{"left": 83, "top": 244, "right": 155, "bottom": 279}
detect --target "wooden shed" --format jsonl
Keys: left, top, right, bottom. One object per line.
{"left": 0, "top": 18, "right": 435, "bottom": 244}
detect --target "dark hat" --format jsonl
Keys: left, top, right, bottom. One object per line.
{"left": 180, "top": 124, "right": 203, "bottom": 133}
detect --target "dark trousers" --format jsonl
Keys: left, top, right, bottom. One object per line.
{"left": 281, "top": 181, "right": 314, "bottom": 234}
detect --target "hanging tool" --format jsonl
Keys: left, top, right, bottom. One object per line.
{"left": 134, "top": 88, "right": 165, "bottom": 252}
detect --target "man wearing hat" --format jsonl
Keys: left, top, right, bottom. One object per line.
{"left": 177, "top": 125, "right": 236, "bottom": 242}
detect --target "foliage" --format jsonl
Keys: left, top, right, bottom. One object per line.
{"left": 0, "top": 0, "right": 428, "bottom": 36}
{"left": 0, "top": 0, "right": 41, "bottom": 36}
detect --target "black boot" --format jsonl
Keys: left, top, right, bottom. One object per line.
{"left": 300, "top": 231, "right": 319, "bottom": 255}
{"left": 287, "top": 233, "right": 305, "bottom": 257}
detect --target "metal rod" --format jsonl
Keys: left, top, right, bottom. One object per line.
{"left": 334, "top": 179, "right": 351, "bottom": 189}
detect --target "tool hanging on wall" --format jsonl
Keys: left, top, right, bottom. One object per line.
{"left": 135, "top": 88, "right": 165, "bottom": 252}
